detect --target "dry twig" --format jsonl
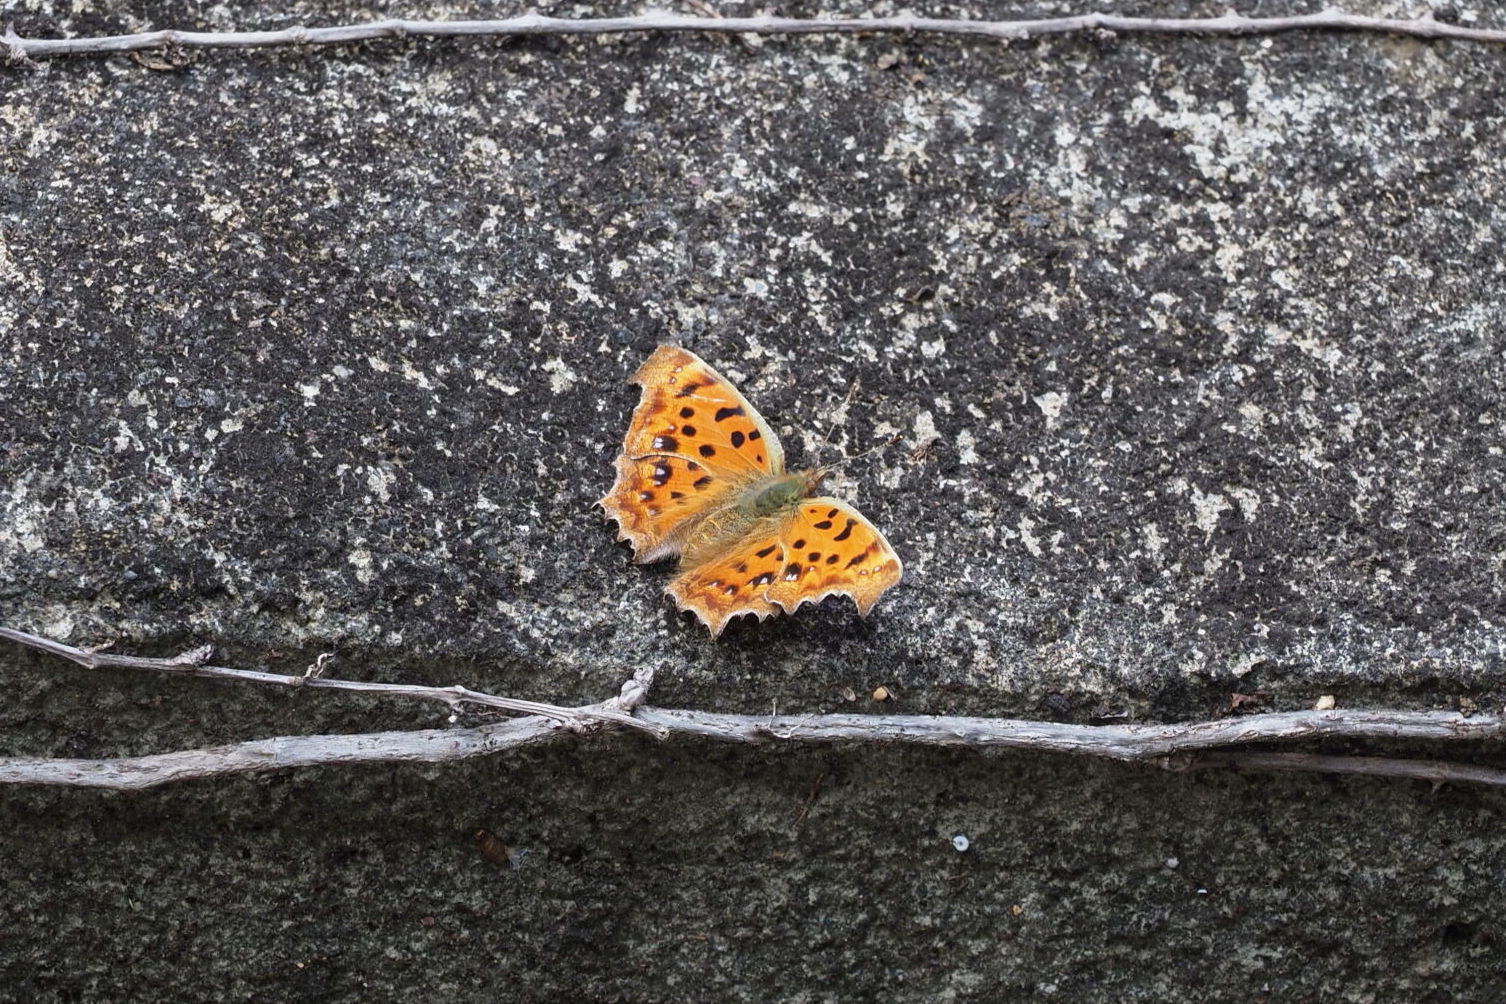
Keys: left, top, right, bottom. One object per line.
{"left": 0, "top": 626, "right": 663, "bottom": 737}
{"left": 3, "top": 10, "right": 1503, "bottom": 61}
{"left": 1180, "top": 750, "right": 1506, "bottom": 787}
{"left": 3, "top": 704, "right": 1502, "bottom": 791}
{"left": 631, "top": 706, "right": 1504, "bottom": 755}
{"left": 4, "top": 626, "right": 1504, "bottom": 791}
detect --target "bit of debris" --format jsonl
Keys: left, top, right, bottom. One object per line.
{"left": 1229, "top": 692, "right": 1272, "bottom": 714}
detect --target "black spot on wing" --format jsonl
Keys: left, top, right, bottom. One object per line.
{"left": 748, "top": 429, "right": 761, "bottom": 440}
{"left": 755, "top": 544, "right": 777, "bottom": 558}
{"left": 730, "top": 431, "right": 745, "bottom": 448}
{"left": 833, "top": 518, "right": 856, "bottom": 542}
{"left": 714, "top": 406, "right": 745, "bottom": 422}
{"left": 676, "top": 381, "right": 706, "bottom": 398}
{"left": 813, "top": 520, "right": 834, "bottom": 530}
{"left": 652, "top": 435, "right": 679, "bottom": 452}
{"left": 681, "top": 425, "right": 697, "bottom": 437}
{"left": 679, "top": 406, "right": 695, "bottom": 419}
{"left": 698, "top": 444, "right": 716, "bottom": 458}
{"left": 693, "top": 475, "right": 713, "bottom": 489}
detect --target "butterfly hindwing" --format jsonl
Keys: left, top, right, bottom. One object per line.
{"left": 665, "top": 525, "right": 788, "bottom": 638}
{"left": 763, "top": 498, "right": 903, "bottom": 616}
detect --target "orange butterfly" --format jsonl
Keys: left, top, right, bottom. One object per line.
{"left": 600, "top": 345, "right": 903, "bottom": 637}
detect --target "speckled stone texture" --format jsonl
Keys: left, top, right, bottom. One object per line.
{"left": 2, "top": 0, "right": 1504, "bottom": 999}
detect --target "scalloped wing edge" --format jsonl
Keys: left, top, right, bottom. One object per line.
{"left": 664, "top": 578, "right": 781, "bottom": 639}
{"left": 767, "top": 497, "right": 903, "bottom": 617}
{"left": 598, "top": 451, "right": 709, "bottom": 563}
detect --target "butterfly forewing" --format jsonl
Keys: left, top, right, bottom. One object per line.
{"left": 601, "top": 345, "right": 786, "bottom": 561}
{"left": 624, "top": 346, "right": 785, "bottom": 476}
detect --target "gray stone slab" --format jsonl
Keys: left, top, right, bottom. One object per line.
{"left": 2, "top": 1, "right": 1503, "bottom": 998}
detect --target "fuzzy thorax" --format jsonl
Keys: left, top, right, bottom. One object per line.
{"left": 680, "top": 468, "right": 825, "bottom": 568}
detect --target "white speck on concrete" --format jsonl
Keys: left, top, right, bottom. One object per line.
{"left": 1033, "top": 391, "right": 1068, "bottom": 430}
{"left": 1185, "top": 482, "right": 1231, "bottom": 538}
{"left": 542, "top": 357, "right": 578, "bottom": 394}
{"left": 912, "top": 410, "right": 938, "bottom": 450}
{"left": 1225, "top": 487, "right": 1261, "bottom": 523}
{"left": 956, "top": 429, "right": 978, "bottom": 465}
{"left": 348, "top": 547, "right": 374, "bottom": 584}
{"left": 1018, "top": 515, "right": 1042, "bottom": 558}
{"left": 366, "top": 466, "right": 395, "bottom": 503}
{"left": 1142, "top": 522, "right": 1165, "bottom": 561}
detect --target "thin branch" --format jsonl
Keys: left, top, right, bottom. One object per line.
{"left": 0, "top": 626, "right": 665, "bottom": 737}
{"left": 1182, "top": 751, "right": 1506, "bottom": 787}
{"left": 6, "top": 626, "right": 1505, "bottom": 790}
{"left": 632, "top": 706, "right": 1505, "bottom": 756}
{"left": 0, "top": 645, "right": 659, "bottom": 789}
{"left": 4, "top": 9, "right": 1505, "bottom": 61}
{"left": 4, "top": 706, "right": 1503, "bottom": 790}
{"left": 0, "top": 714, "right": 570, "bottom": 789}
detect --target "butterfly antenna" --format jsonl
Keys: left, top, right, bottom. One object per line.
{"left": 819, "top": 432, "right": 903, "bottom": 481}
{"left": 814, "top": 376, "right": 863, "bottom": 467}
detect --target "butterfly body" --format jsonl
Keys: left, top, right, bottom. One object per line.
{"left": 747, "top": 470, "right": 823, "bottom": 514}
{"left": 681, "top": 468, "right": 817, "bottom": 560}
{"left": 601, "top": 346, "right": 902, "bottom": 637}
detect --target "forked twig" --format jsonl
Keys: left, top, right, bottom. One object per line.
{"left": 0, "top": 626, "right": 664, "bottom": 737}
{"left": 3, "top": 626, "right": 1503, "bottom": 790}
{"left": 3, "top": 10, "right": 1504, "bottom": 61}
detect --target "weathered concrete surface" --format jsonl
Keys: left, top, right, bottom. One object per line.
{"left": 2, "top": 0, "right": 1504, "bottom": 998}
